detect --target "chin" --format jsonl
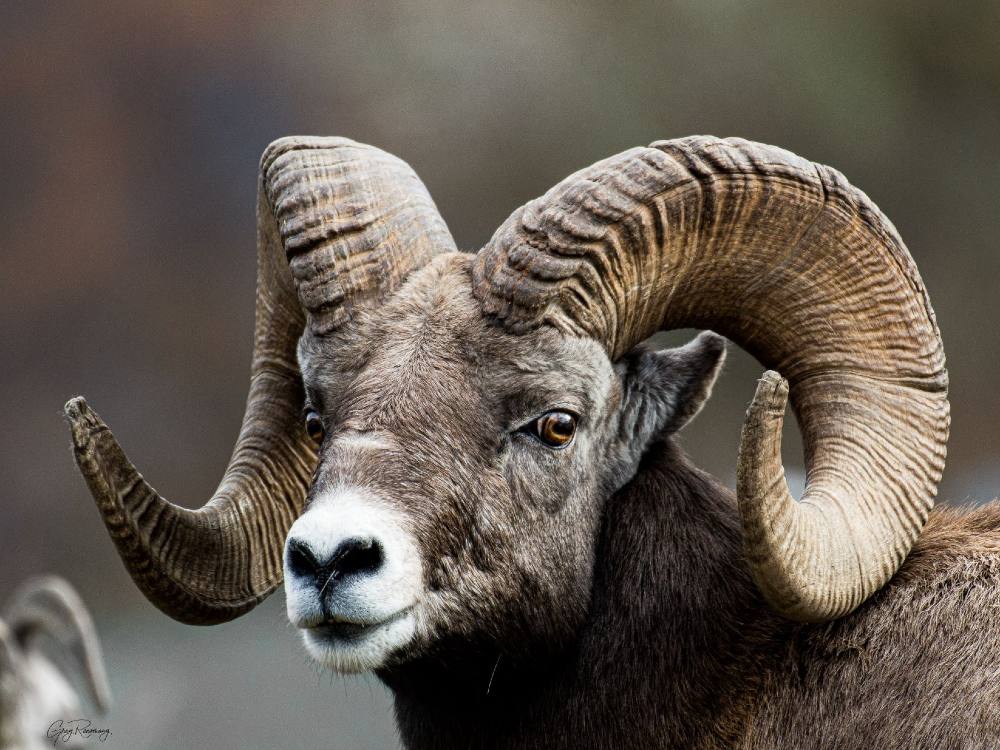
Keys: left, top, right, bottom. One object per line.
{"left": 301, "top": 609, "right": 417, "bottom": 674}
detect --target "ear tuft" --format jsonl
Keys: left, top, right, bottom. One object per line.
{"left": 622, "top": 331, "right": 727, "bottom": 441}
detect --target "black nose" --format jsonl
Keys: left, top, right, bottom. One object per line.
{"left": 286, "top": 536, "right": 384, "bottom": 591}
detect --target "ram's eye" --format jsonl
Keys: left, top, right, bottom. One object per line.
{"left": 532, "top": 411, "right": 577, "bottom": 448}
{"left": 304, "top": 409, "right": 325, "bottom": 443}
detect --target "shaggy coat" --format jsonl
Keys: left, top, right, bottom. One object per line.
{"left": 386, "top": 442, "right": 1000, "bottom": 749}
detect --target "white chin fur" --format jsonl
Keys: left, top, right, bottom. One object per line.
{"left": 302, "top": 610, "right": 417, "bottom": 674}
{"left": 284, "top": 486, "right": 423, "bottom": 673}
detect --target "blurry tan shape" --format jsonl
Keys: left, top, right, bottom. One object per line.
{"left": 473, "top": 136, "right": 949, "bottom": 621}
{"left": 0, "top": 576, "right": 111, "bottom": 749}
{"left": 65, "top": 137, "right": 456, "bottom": 624}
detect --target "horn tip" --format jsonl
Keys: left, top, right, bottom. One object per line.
{"left": 759, "top": 369, "right": 789, "bottom": 395}
{"left": 748, "top": 370, "right": 789, "bottom": 421}
{"left": 64, "top": 395, "right": 88, "bottom": 419}
{"left": 63, "top": 397, "right": 105, "bottom": 450}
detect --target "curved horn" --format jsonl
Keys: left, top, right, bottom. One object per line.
{"left": 474, "top": 136, "right": 949, "bottom": 622}
{"left": 4, "top": 576, "right": 112, "bottom": 714}
{"left": 264, "top": 138, "right": 459, "bottom": 336}
{"left": 66, "top": 137, "right": 455, "bottom": 625}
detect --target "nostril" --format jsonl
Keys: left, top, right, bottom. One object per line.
{"left": 331, "top": 537, "right": 384, "bottom": 579}
{"left": 287, "top": 538, "right": 321, "bottom": 580}
{"left": 288, "top": 535, "right": 385, "bottom": 592}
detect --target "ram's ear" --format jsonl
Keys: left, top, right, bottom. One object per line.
{"left": 619, "top": 331, "right": 727, "bottom": 443}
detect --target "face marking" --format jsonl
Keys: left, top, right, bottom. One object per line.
{"left": 284, "top": 486, "right": 422, "bottom": 673}
{"left": 329, "top": 433, "right": 394, "bottom": 454}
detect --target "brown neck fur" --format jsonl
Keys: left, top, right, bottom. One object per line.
{"left": 383, "top": 437, "right": 1000, "bottom": 749}
{"left": 382, "top": 440, "right": 786, "bottom": 749}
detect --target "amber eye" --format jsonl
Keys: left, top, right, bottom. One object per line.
{"left": 304, "top": 409, "right": 325, "bottom": 443}
{"left": 533, "top": 411, "right": 577, "bottom": 448}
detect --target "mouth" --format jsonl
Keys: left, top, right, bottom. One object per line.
{"left": 300, "top": 606, "right": 417, "bottom": 673}
{"left": 310, "top": 606, "right": 414, "bottom": 642}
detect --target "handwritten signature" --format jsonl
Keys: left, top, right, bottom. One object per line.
{"left": 46, "top": 719, "right": 112, "bottom": 745}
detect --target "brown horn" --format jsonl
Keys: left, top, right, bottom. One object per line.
{"left": 66, "top": 137, "right": 455, "bottom": 625}
{"left": 473, "top": 136, "right": 949, "bottom": 622}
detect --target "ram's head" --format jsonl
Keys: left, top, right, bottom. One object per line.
{"left": 66, "top": 137, "right": 948, "bottom": 674}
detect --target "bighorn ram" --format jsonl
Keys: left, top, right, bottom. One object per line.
{"left": 0, "top": 577, "right": 111, "bottom": 749}
{"left": 66, "top": 136, "right": 1000, "bottom": 748}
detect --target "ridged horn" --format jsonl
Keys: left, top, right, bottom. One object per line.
{"left": 66, "top": 137, "right": 455, "bottom": 625}
{"left": 473, "top": 136, "right": 949, "bottom": 622}
{"left": 263, "top": 137, "right": 459, "bottom": 336}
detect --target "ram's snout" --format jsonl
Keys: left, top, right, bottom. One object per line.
{"left": 286, "top": 536, "right": 385, "bottom": 594}
{"left": 283, "top": 488, "right": 423, "bottom": 673}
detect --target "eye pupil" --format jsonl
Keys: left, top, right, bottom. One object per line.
{"left": 536, "top": 411, "right": 577, "bottom": 447}
{"left": 304, "top": 410, "right": 325, "bottom": 443}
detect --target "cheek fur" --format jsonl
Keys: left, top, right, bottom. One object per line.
{"left": 505, "top": 445, "right": 575, "bottom": 514}
{"left": 503, "top": 422, "right": 605, "bottom": 515}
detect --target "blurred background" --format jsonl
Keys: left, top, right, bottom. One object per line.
{"left": 2, "top": 1, "right": 998, "bottom": 747}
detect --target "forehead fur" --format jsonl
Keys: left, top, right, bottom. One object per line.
{"left": 298, "top": 253, "right": 616, "bottom": 427}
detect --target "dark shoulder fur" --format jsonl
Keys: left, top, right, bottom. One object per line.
{"left": 390, "top": 444, "right": 1000, "bottom": 749}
